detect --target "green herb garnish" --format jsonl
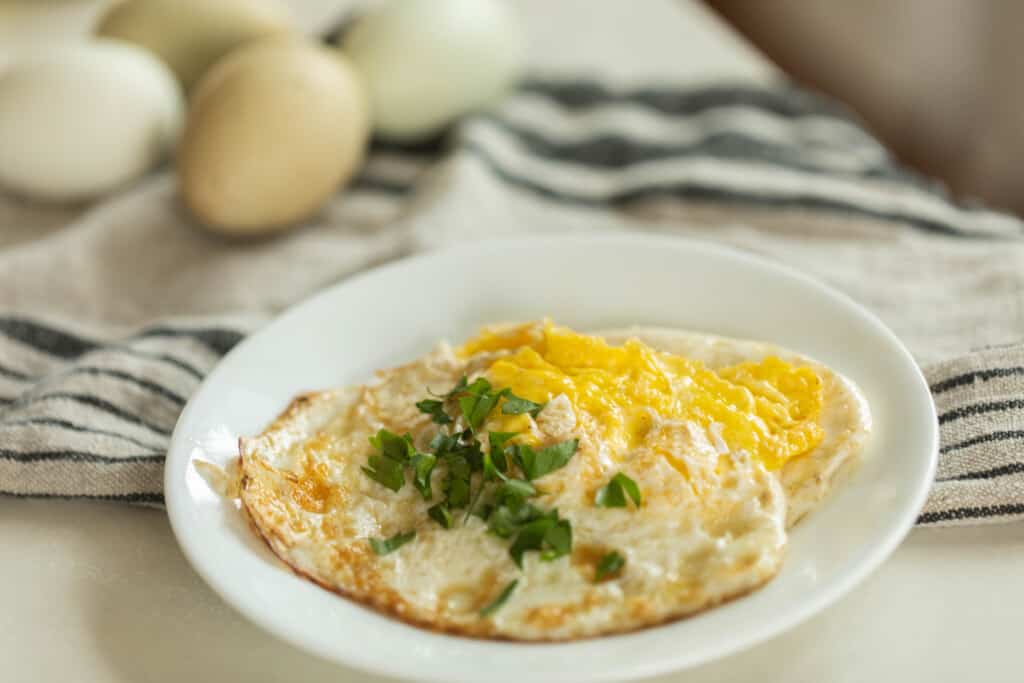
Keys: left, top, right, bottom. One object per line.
{"left": 410, "top": 452, "right": 436, "bottom": 500}
{"left": 479, "top": 579, "right": 518, "bottom": 618}
{"left": 509, "top": 513, "right": 571, "bottom": 567}
{"left": 368, "top": 530, "right": 416, "bottom": 555}
{"left": 501, "top": 391, "right": 545, "bottom": 417}
{"left": 458, "top": 378, "right": 505, "bottom": 432}
{"left": 415, "top": 399, "right": 452, "bottom": 424}
{"left": 444, "top": 452, "right": 472, "bottom": 509}
{"left": 362, "top": 454, "right": 406, "bottom": 492}
{"left": 595, "top": 472, "right": 642, "bottom": 508}
{"left": 594, "top": 551, "right": 625, "bottom": 581}
{"left": 368, "top": 429, "right": 415, "bottom": 463}
{"left": 362, "top": 429, "right": 418, "bottom": 491}
{"left": 428, "top": 503, "right": 453, "bottom": 529}
{"left": 516, "top": 439, "right": 579, "bottom": 480}
{"left": 363, "top": 377, "right": 576, "bottom": 570}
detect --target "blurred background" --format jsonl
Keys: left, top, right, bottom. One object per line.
{"left": 1, "top": 0, "right": 1022, "bottom": 217}
{"left": 708, "top": 0, "right": 1024, "bottom": 216}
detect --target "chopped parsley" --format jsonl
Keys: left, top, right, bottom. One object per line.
{"left": 416, "top": 399, "right": 452, "bottom": 424}
{"left": 501, "top": 392, "right": 545, "bottom": 417}
{"left": 594, "top": 551, "right": 625, "bottom": 581}
{"left": 362, "top": 375, "right": 581, "bottom": 613}
{"left": 368, "top": 429, "right": 415, "bottom": 463}
{"left": 428, "top": 502, "right": 453, "bottom": 529}
{"left": 457, "top": 377, "right": 504, "bottom": 432}
{"left": 479, "top": 579, "right": 518, "bottom": 617}
{"left": 594, "top": 472, "right": 642, "bottom": 508}
{"left": 515, "top": 439, "right": 579, "bottom": 481}
{"left": 369, "top": 530, "right": 416, "bottom": 555}
{"left": 362, "top": 454, "right": 405, "bottom": 492}
{"left": 410, "top": 452, "right": 436, "bottom": 500}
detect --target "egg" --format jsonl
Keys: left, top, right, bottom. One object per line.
{"left": 341, "top": 0, "right": 526, "bottom": 141}
{"left": 233, "top": 321, "right": 871, "bottom": 639}
{"left": 0, "top": 39, "right": 183, "bottom": 203}
{"left": 96, "top": 0, "right": 295, "bottom": 93}
{"left": 178, "top": 40, "right": 369, "bottom": 235}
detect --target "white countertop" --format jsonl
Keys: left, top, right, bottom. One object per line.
{"left": 4, "top": 498, "right": 1022, "bottom": 683}
{"left": 2, "top": 1, "right": 1021, "bottom": 681}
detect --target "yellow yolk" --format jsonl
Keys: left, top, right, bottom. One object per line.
{"left": 460, "top": 322, "right": 824, "bottom": 471}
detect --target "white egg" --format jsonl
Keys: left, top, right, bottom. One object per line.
{"left": 0, "top": 39, "right": 183, "bottom": 203}
{"left": 96, "top": 0, "right": 295, "bottom": 93}
{"left": 342, "top": 0, "right": 526, "bottom": 142}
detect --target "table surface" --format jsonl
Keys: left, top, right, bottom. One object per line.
{"left": 3, "top": 2, "right": 1022, "bottom": 682}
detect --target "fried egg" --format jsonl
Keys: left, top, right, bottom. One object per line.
{"left": 235, "top": 321, "right": 870, "bottom": 640}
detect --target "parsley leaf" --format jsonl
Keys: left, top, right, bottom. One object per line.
{"left": 501, "top": 392, "right": 545, "bottom": 417}
{"left": 508, "top": 512, "right": 572, "bottom": 567}
{"left": 416, "top": 399, "right": 452, "bottom": 425}
{"left": 482, "top": 450, "right": 508, "bottom": 482}
{"left": 368, "top": 530, "right": 416, "bottom": 555}
{"left": 516, "top": 439, "right": 579, "bottom": 480}
{"left": 368, "top": 429, "right": 414, "bottom": 463}
{"left": 444, "top": 453, "right": 472, "bottom": 509}
{"left": 594, "top": 472, "right": 642, "bottom": 508}
{"left": 486, "top": 494, "right": 545, "bottom": 538}
{"left": 410, "top": 452, "right": 436, "bottom": 500}
{"left": 479, "top": 579, "right": 518, "bottom": 618}
{"left": 362, "top": 455, "right": 405, "bottom": 491}
{"left": 497, "top": 478, "right": 538, "bottom": 500}
{"left": 540, "top": 519, "right": 572, "bottom": 561}
{"left": 429, "top": 432, "right": 459, "bottom": 457}
{"left": 484, "top": 432, "right": 516, "bottom": 481}
{"left": 428, "top": 503, "right": 453, "bottom": 529}
{"left": 458, "top": 378, "right": 504, "bottom": 432}
{"left": 595, "top": 551, "right": 625, "bottom": 581}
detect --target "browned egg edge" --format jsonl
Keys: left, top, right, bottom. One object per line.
{"left": 236, "top": 391, "right": 784, "bottom": 643}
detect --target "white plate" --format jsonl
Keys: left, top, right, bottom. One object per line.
{"left": 165, "top": 235, "right": 937, "bottom": 683}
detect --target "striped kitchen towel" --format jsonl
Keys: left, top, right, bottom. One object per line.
{"left": 2, "top": 78, "right": 1023, "bottom": 526}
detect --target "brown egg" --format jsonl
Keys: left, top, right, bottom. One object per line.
{"left": 96, "top": 0, "right": 295, "bottom": 93}
{"left": 178, "top": 40, "right": 370, "bottom": 235}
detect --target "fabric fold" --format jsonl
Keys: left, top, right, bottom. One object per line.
{"left": 2, "top": 78, "right": 1023, "bottom": 525}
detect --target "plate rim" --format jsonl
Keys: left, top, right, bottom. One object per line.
{"left": 165, "top": 233, "right": 938, "bottom": 682}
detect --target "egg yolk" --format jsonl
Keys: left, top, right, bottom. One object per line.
{"left": 460, "top": 322, "right": 824, "bottom": 471}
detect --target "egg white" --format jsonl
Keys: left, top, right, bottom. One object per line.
{"left": 236, "top": 328, "right": 869, "bottom": 639}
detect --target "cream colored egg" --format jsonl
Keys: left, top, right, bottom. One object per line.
{"left": 178, "top": 40, "right": 370, "bottom": 235}
{"left": 96, "top": 0, "right": 295, "bottom": 92}
{"left": 342, "top": 0, "right": 526, "bottom": 141}
{"left": 0, "top": 39, "right": 183, "bottom": 203}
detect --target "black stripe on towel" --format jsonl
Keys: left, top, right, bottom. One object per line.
{"left": 520, "top": 79, "right": 846, "bottom": 120}
{"left": 0, "top": 490, "right": 164, "bottom": 504}
{"left": 0, "top": 316, "right": 240, "bottom": 365}
{"left": 937, "top": 399, "right": 1024, "bottom": 425}
{"left": 930, "top": 367, "right": 1024, "bottom": 395}
{"left": 918, "top": 503, "right": 1024, "bottom": 525}
{"left": 0, "top": 362, "right": 30, "bottom": 381}
{"left": 937, "top": 462, "right": 1024, "bottom": 483}
{"left": 940, "top": 430, "right": 1024, "bottom": 455}
{"left": 462, "top": 140, "right": 993, "bottom": 239}
{"left": 9, "top": 392, "right": 173, "bottom": 436}
{"left": 59, "top": 367, "right": 188, "bottom": 407}
{"left": 134, "top": 326, "right": 243, "bottom": 357}
{"left": 486, "top": 117, "right": 898, "bottom": 180}
{"left": 0, "top": 448, "right": 163, "bottom": 464}
{"left": 350, "top": 175, "right": 417, "bottom": 195}
{"left": 0, "top": 317, "right": 95, "bottom": 358}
